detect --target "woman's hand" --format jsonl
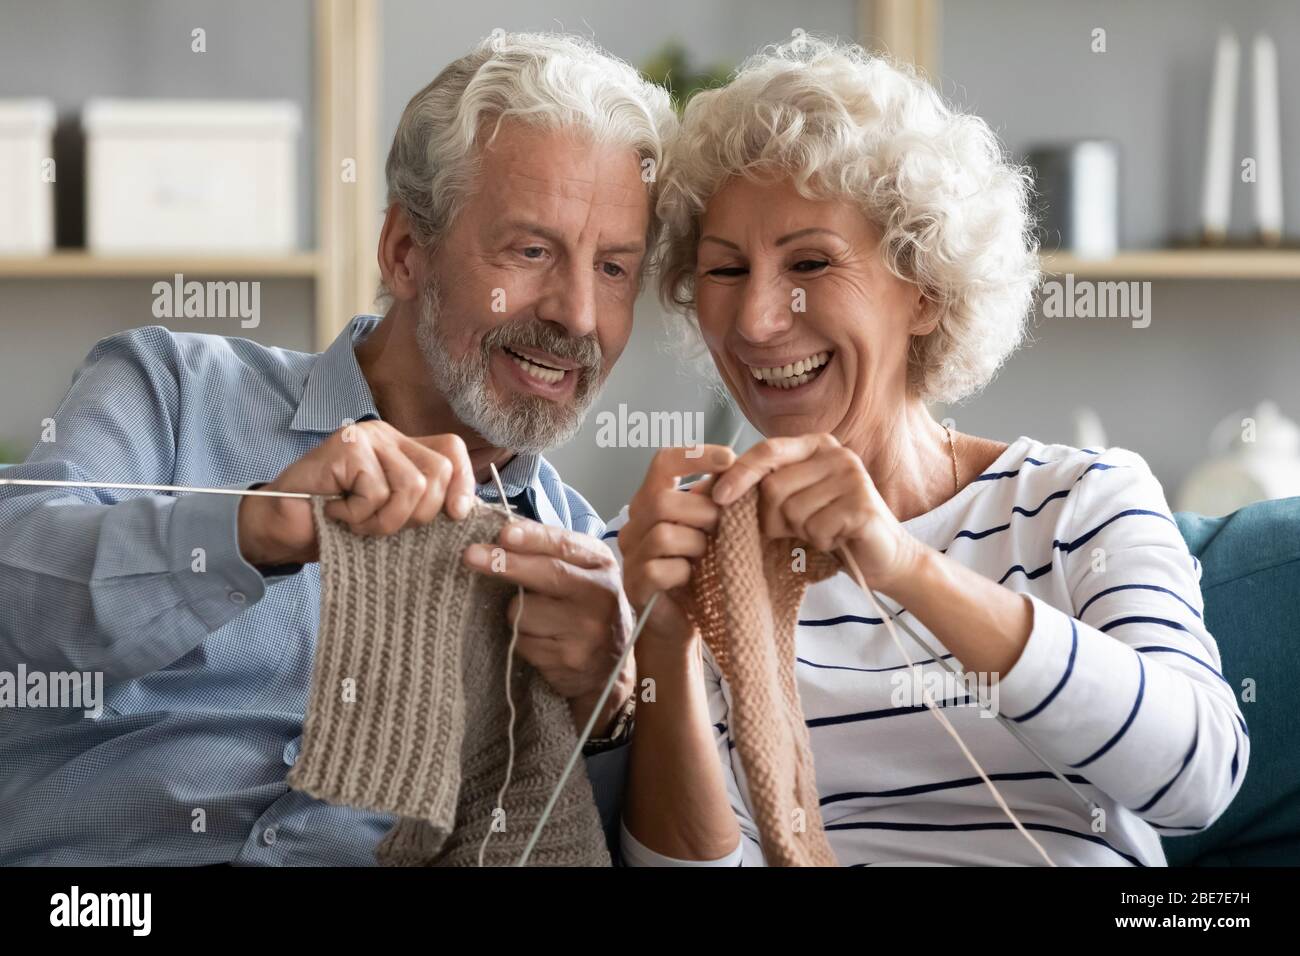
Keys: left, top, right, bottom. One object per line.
{"left": 618, "top": 444, "right": 736, "bottom": 643}
{"left": 709, "top": 433, "right": 921, "bottom": 593}
{"left": 620, "top": 442, "right": 746, "bottom": 863}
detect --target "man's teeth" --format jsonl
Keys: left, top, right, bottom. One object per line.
{"left": 750, "top": 351, "right": 831, "bottom": 389}
{"left": 506, "top": 348, "right": 566, "bottom": 385}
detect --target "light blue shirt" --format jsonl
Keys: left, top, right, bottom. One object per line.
{"left": 0, "top": 315, "right": 620, "bottom": 865}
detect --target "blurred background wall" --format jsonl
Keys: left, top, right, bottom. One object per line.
{"left": 1, "top": 0, "right": 1297, "bottom": 518}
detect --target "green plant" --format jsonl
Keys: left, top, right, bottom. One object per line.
{"left": 641, "top": 41, "right": 733, "bottom": 112}
{"left": 0, "top": 439, "right": 27, "bottom": 465}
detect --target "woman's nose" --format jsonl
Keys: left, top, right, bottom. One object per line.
{"left": 735, "top": 273, "right": 796, "bottom": 342}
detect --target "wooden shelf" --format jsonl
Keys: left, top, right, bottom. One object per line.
{"left": 0, "top": 252, "right": 320, "bottom": 279}
{"left": 1040, "top": 249, "right": 1300, "bottom": 280}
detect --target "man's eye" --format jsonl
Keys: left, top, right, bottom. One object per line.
{"left": 522, "top": 246, "right": 547, "bottom": 259}
{"left": 706, "top": 266, "right": 748, "bottom": 277}
{"left": 792, "top": 259, "right": 830, "bottom": 273}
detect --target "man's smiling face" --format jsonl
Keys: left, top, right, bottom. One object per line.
{"left": 416, "top": 119, "right": 650, "bottom": 453}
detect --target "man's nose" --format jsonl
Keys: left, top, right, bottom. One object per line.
{"left": 537, "top": 264, "right": 598, "bottom": 339}
{"left": 735, "top": 271, "right": 795, "bottom": 343}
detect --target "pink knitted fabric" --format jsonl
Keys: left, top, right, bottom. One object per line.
{"left": 683, "top": 488, "right": 840, "bottom": 866}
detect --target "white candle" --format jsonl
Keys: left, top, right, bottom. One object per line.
{"left": 1201, "top": 31, "right": 1239, "bottom": 243}
{"left": 1253, "top": 34, "right": 1283, "bottom": 244}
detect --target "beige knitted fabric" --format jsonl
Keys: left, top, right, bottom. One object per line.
{"left": 287, "top": 498, "right": 610, "bottom": 867}
{"left": 683, "top": 487, "right": 841, "bottom": 867}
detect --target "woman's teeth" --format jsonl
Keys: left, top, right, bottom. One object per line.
{"left": 505, "top": 347, "right": 566, "bottom": 385}
{"left": 750, "top": 351, "right": 831, "bottom": 389}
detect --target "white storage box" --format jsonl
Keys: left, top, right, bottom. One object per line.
{"left": 0, "top": 99, "right": 56, "bottom": 255}
{"left": 83, "top": 99, "right": 300, "bottom": 253}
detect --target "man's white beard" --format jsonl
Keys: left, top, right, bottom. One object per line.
{"left": 415, "top": 277, "right": 604, "bottom": 455}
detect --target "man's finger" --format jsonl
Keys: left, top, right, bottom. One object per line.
{"left": 358, "top": 441, "right": 427, "bottom": 536}
{"left": 327, "top": 455, "right": 389, "bottom": 526}
{"left": 414, "top": 433, "right": 475, "bottom": 519}
{"left": 494, "top": 520, "right": 611, "bottom": 569}
{"left": 504, "top": 592, "right": 580, "bottom": 639}
{"left": 461, "top": 544, "right": 580, "bottom": 596}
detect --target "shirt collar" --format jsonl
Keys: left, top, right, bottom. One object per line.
{"left": 475, "top": 451, "right": 543, "bottom": 501}
{"left": 292, "top": 315, "right": 555, "bottom": 519}
{"left": 290, "top": 315, "right": 382, "bottom": 433}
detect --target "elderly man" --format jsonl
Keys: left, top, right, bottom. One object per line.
{"left": 0, "top": 33, "right": 675, "bottom": 865}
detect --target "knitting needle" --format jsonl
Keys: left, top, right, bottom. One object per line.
{"left": 516, "top": 591, "right": 659, "bottom": 867}
{"left": 862, "top": 591, "right": 1100, "bottom": 816}
{"left": 839, "top": 547, "right": 1057, "bottom": 866}
{"left": 515, "top": 421, "right": 747, "bottom": 866}
{"left": 0, "top": 478, "right": 344, "bottom": 500}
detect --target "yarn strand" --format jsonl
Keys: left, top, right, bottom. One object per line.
{"left": 515, "top": 591, "right": 659, "bottom": 867}
{"left": 866, "top": 592, "right": 1099, "bottom": 816}
{"left": 838, "top": 547, "right": 1056, "bottom": 866}
{"left": 479, "top": 464, "right": 523, "bottom": 866}
{"left": 478, "top": 590, "right": 522, "bottom": 866}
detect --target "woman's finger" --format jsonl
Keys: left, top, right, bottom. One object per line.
{"left": 759, "top": 461, "right": 858, "bottom": 542}
{"left": 640, "top": 522, "right": 710, "bottom": 561}
{"left": 712, "top": 433, "right": 837, "bottom": 505}
{"left": 636, "top": 445, "right": 737, "bottom": 502}
{"left": 626, "top": 488, "right": 723, "bottom": 541}
{"left": 626, "top": 556, "right": 692, "bottom": 606}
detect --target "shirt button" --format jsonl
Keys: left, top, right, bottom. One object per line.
{"left": 229, "top": 590, "right": 247, "bottom": 605}
{"left": 262, "top": 826, "right": 277, "bottom": 846}
{"left": 282, "top": 739, "right": 299, "bottom": 767}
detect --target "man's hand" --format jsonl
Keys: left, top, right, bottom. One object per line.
{"left": 238, "top": 420, "right": 475, "bottom": 567}
{"left": 462, "top": 521, "right": 635, "bottom": 738}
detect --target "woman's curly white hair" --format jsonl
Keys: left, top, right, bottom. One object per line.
{"left": 657, "top": 36, "right": 1040, "bottom": 405}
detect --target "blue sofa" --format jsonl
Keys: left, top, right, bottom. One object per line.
{"left": 1164, "top": 496, "right": 1300, "bottom": 865}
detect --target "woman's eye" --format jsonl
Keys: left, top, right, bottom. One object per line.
{"left": 706, "top": 266, "right": 748, "bottom": 277}
{"left": 601, "top": 262, "right": 626, "bottom": 278}
{"left": 792, "top": 259, "right": 830, "bottom": 273}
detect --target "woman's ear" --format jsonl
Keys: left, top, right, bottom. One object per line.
{"left": 908, "top": 290, "right": 940, "bottom": 337}
{"left": 377, "top": 204, "right": 426, "bottom": 303}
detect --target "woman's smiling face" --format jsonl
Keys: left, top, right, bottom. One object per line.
{"left": 694, "top": 176, "right": 932, "bottom": 444}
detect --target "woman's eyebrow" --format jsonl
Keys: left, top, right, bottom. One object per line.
{"left": 699, "top": 234, "right": 741, "bottom": 250}
{"left": 699, "top": 228, "right": 846, "bottom": 250}
{"left": 775, "top": 227, "right": 845, "bottom": 246}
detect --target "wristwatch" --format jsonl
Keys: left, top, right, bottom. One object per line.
{"left": 582, "top": 693, "right": 636, "bottom": 756}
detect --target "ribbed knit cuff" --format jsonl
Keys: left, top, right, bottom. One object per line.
{"left": 287, "top": 500, "right": 506, "bottom": 829}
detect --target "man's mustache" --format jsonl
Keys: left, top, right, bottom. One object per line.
{"left": 481, "top": 319, "right": 602, "bottom": 372}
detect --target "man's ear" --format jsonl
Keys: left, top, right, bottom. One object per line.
{"left": 377, "top": 204, "right": 427, "bottom": 302}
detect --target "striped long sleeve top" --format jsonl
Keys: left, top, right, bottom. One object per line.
{"left": 607, "top": 436, "right": 1249, "bottom": 867}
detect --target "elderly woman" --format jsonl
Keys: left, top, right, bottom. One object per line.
{"left": 610, "top": 38, "right": 1248, "bottom": 866}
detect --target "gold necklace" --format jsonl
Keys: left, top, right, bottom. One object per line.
{"left": 943, "top": 423, "right": 959, "bottom": 493}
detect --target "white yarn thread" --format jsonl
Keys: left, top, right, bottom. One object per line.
{"left": 838, "top": 546, "right": 1056, "bottom": 866}
{"left": 478, "top": 464, "right": 523, "bottom": 867}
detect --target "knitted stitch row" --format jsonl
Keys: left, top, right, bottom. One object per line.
{"left": 288, "top": 498, "right": 610, "bottom": 866}
{"left": 684, "top": 487, "right": 840, "bottom": 866}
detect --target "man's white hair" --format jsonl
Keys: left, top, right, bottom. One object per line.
{"left": 383, "top": 30, "right": 677, "bottom": 297}
{"left": 657, "top": 36, "right": 1040, "bottom": 405}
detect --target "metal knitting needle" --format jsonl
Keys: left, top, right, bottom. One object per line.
{"left": 862, "top": 587, "right": 1100, "bottom": 815}
{"left": 516, "top": 421, "right": 747, "bottom": 866}
{"left": 0, "top": 478, "right": 345, "bottom": 500}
